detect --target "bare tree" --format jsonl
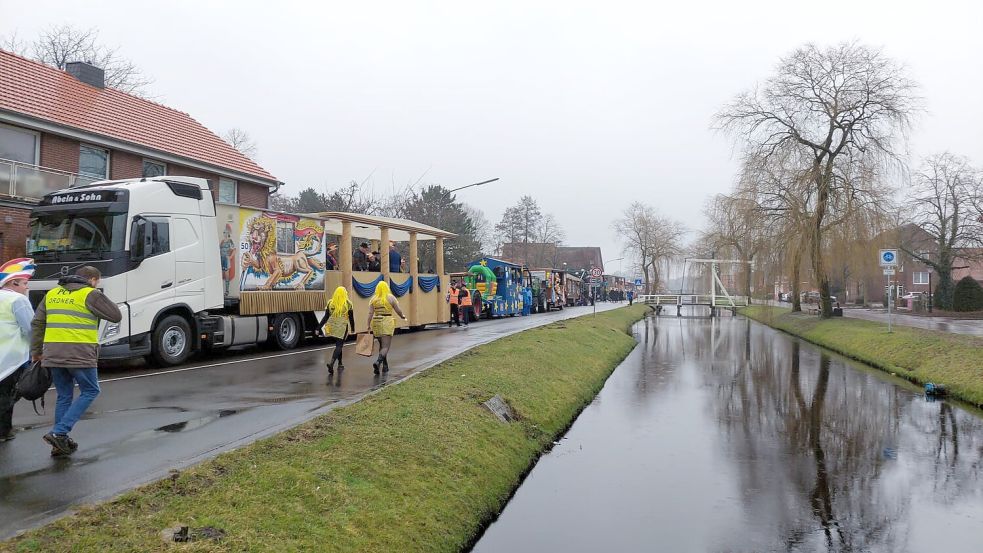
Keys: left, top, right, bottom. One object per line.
{"left": 613, "top": 202, "right": 685, "bottom": 294}
{"left": 3, "top": 25, "right": 153, "bottom": 96}
{"left": 537, "top": 213, "right": 566, "bottom": 266}
{"left": 223, "top": 128, "right": 258, "bottom": 160}
{"left": 902, "top": 153, "right": 983, "bottom": 310}
{"left": 717, "top": 41, "right": 920, "bottom": 317}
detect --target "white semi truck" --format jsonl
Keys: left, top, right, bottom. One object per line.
{"left": 27, "top": 176, "right": 324, "bottom": 366}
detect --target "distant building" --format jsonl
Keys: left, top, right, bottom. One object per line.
{"left": 0, "top": 50, "right": 280, "bottom": 261}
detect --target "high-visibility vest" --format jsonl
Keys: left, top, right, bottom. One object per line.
{"left": 448, "top": 289, "right": 459, "bottom": 305}
{"left": 459, "top": 289, "right": 473, "bottom": 307}
{"left": 43, "top": 286, "right": 99, "bottom": 344}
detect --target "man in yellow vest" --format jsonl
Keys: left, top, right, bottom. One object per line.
{"left": 31, "top": 266, "right": 121, "bottom": 456}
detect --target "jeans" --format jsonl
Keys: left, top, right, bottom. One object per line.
{"left": 50, "top": 367, "right": 100, "bottom": 436}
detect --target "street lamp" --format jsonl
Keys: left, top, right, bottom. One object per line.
{"left": 448, "top": 178, "right": 499, "bottom": 193}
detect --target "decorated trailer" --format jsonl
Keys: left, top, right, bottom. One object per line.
{"left": 26, "top": 176, "right": 454, "bottom": 366}
{"left": 464, "top": 257, "right": 529, "bottom": 318}
{"left": 528, "top": 268, "right": 566, "bottom": 311}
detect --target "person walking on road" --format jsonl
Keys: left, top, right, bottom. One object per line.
{"left": 0, "top": 258, "right": 35, "bottom": 442}
{"left": 32, "top": 266, "right": 121, "bottom": 456}
{"left": 366, "top": 281, "right": 406, "bottom": 374}
{"left": 318, "top": 286, "right": 355, "bottom": 375}
{"left": 457, "top": 282, "right": 472, "bottom": 326}
{"left": 447, "top": 283, "right": 461, "bottom": 327}
{"left": 627, "top": 289, "right": 634, "bottom": 306}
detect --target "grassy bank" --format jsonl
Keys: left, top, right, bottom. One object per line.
{"left": 4, "top": 305, "right": 650, "bottom": 553}
{"left": 741, "top": 305, "right": 983, "bottom": 407}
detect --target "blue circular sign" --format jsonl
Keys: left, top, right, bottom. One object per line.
{"left": 882, "top": 251, "right": 895, "bottom": 263}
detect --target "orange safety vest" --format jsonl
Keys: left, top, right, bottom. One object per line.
{"left": 459, "top": 289, "right": 473, "bottom": 307}
{"left": 449, "top": 288, "right": 459, "bottom": 306}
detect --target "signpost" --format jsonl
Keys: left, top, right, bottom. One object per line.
{"left": 589, "top": 267, "right": 602, "bottom": 316}
{"left": 879, "top": 250, "right": 898, "bottom": 332}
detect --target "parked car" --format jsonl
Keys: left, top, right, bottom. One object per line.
{"left": 801, "top": 292, "right": 837, "bottom": 304}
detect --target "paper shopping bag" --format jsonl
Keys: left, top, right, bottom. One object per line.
{"left": 355, "top": 333, "right": 374, "bottom": 357}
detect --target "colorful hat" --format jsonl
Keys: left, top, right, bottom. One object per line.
{"left": 0, "top": 258, "right": 35, "bottom": 288}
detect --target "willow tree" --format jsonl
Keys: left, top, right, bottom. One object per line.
{"left": 717, "top": 42, "right": 919, "bottom": 317}
{"left": 701, "top": 193, "right": 766, "bottom": 298}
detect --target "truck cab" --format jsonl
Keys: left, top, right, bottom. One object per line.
{"left": 28, "top": 176, "right": 222, "bottom": 364}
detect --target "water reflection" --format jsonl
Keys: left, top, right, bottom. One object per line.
{"left": 473, "top": 316, "right": 983, "bottom": 553}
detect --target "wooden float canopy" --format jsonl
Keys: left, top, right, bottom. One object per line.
{"left": 304, "top": 211, "right": 457, "bottom": 241}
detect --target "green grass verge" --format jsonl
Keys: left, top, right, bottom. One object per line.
{"left": 4, "top": 305, "right": 650, "bottom": 553}
{"left": 741, "top": 305, "right": 983, "bottom": 407}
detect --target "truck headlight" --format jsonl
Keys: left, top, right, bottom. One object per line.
{"left": 104, "top": 322, "right": 120, "bottom": 338}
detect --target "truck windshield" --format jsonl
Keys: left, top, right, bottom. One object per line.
{"left": 28, "top": 213, "right": 127, "bottom": 256}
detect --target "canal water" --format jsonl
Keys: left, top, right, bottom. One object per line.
{"left": 472, "top": 315, "right": 983, "bottom": 553}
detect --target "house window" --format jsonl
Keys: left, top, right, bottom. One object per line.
{"left": 218, "top": 177, "right": 237, "bottom": 204}
{"left": 142, "top": 159, "right": 166, "bottom": 177}
{"left": 0, "top": 124, "right": 39, "bottom": 164}
{"left": 913, "top": 272, "right": 929, "bottom": 285}
{"left": 78, "top": 144, "right": 109, "bottom": 184}
{"left": 275, "top": 221, "right": 295, "bottom": 254}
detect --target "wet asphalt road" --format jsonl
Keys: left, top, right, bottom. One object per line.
{"left": 843, "top": 308, "right": 983, "bottom": 336}
{"left": 474, "top": 315, "right": 983, "bottom": 553}
{"left": 0, "top": 303, "right": 622, "bottom": 539}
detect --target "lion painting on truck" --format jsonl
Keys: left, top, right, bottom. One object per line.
{"left": 240, "top": 213, "right": 325, "bottom": 291}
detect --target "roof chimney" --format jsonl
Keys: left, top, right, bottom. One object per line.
{"left": 66, "top": 61, "right": 105, "bottom": 88}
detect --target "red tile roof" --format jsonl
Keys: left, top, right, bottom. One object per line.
{"left": 0, "top": 49, "right": 277, "bottom": 184}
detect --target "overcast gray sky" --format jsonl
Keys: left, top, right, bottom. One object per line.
{"left": 3, "top": 0, "right": 981, "bottom": 274}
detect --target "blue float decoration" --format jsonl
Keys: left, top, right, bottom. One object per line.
{"left": 390, "top": 276, "right": 413, "bottom": 297}
{"left": 352, "top": 274, "right": 384, "bottom": 298}
{"left": 418, "top": 275, "right": 441, "bottom": 293}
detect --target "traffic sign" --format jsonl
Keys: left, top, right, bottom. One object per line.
{"left": 589, "top": 276, "right": 602, "bottom": 285}
{"left": 590, "top": 267, "right": 602, "bottom": 278}
{"left": 634, "top": 278, "right": 642, "bottom": 286}
{"left": 883, "top": 268, "right": 895, "bottom": 275}
{"left": 879, "top": 249, "right": 898, "bottom": 267}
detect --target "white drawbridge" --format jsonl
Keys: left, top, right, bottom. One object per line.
{"left": 638, "top": 258, "right": 750, "bottom": 315}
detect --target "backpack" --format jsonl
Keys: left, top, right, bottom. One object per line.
{"left": 15, "top": 361, "right": 51, "bottom": 415}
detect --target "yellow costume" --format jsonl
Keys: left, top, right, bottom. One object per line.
{"left": 369, "top": 281, "right": 398, "bottom": 336}
{"left": 370, "top": 296, "right": 396, "bottom": 336}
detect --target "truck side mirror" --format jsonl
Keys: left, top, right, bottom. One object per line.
{"left": 130, "top": 216, "right": 147, "bottom": 261}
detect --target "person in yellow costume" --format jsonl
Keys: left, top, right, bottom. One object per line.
{"left": 317, "top": 286, "right": 355, "bottom": 376}
{"left": 366, "top": 281, "right": 406, "bottom": 374}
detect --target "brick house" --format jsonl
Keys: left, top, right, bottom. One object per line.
{"left": 857, "top": 224, "right": 949, "bottom": 307}
{"left": 0, "top": 49, "right": 280, "bottom": 261}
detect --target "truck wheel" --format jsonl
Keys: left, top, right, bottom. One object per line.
{"left": 270, "top": 313, "right": 301, "bottom": 350}
{"left": 152, "top": 315, "right": 192, "bottom": 366}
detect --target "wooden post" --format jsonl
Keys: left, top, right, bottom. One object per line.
{"left": 340, "top": 221, "right": 353, "bottom": 294}
{"left": 435, "top": 237, "right": 445, "bottom": 275}
{"left": 380, "top": 227, "right": 391, "bottom": 280}
{"left": 409, "top": 231, "right": 419, "bottom": 326}
{"left": 435, "top": 237, "right": 445, "bottom": 321}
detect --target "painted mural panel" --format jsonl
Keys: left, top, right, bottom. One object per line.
{"left": 238, "top": 209, "right": 326, "bottom": 291}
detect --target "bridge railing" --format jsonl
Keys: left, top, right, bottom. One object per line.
{"left": 638, "top": 294, "right": 749, "bottom": 307}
